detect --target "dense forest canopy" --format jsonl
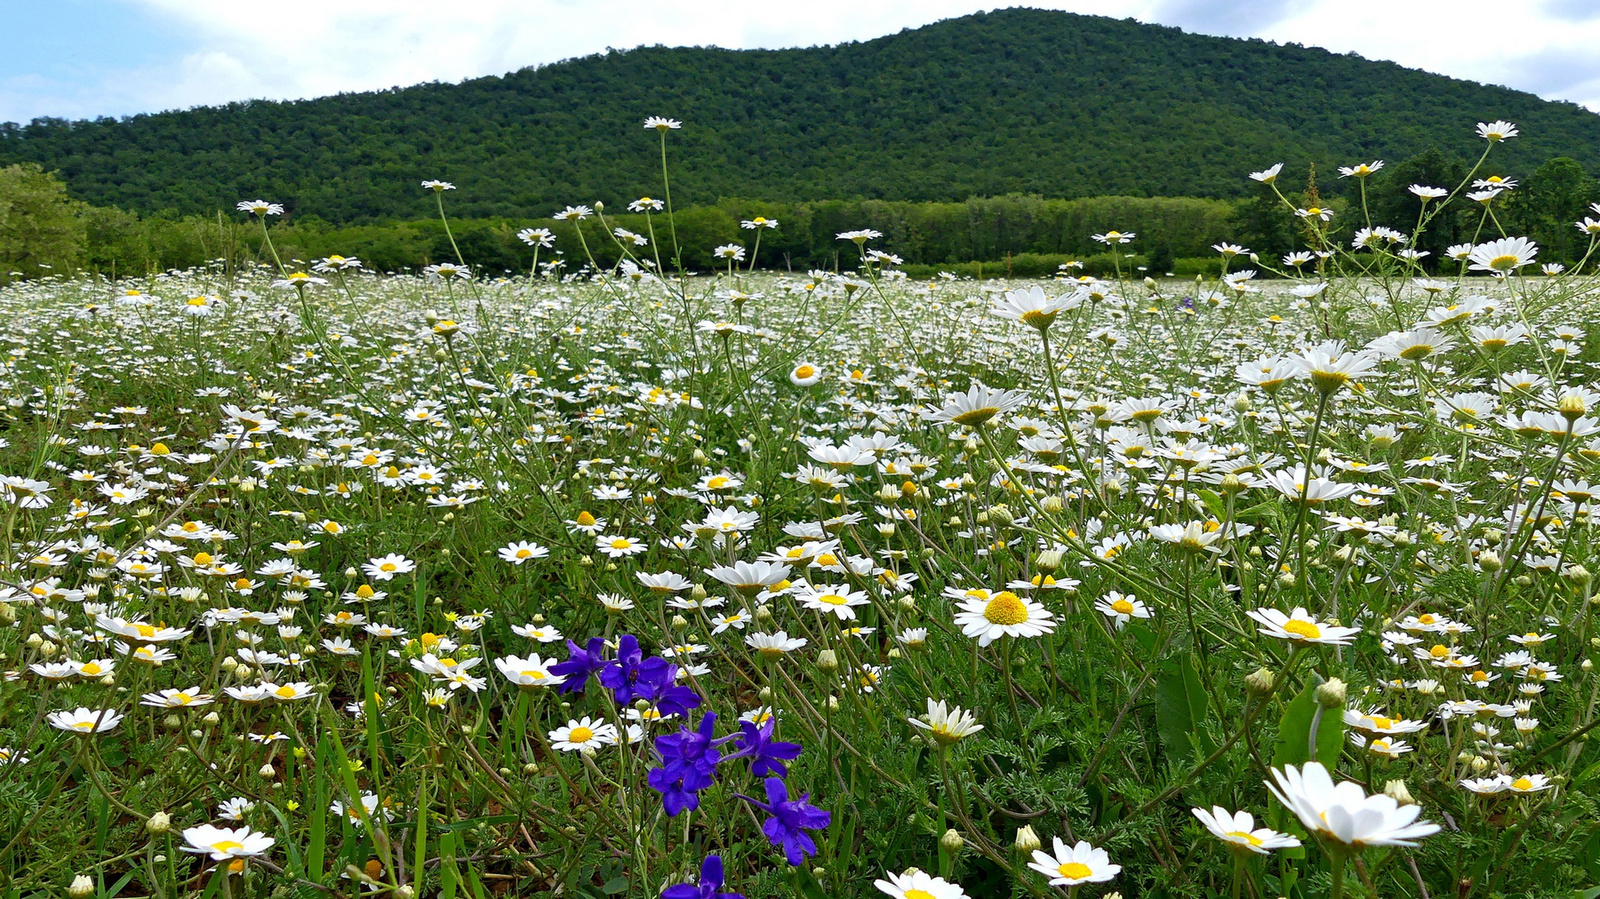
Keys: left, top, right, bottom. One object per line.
{"left": 4, "top": 8, "right": 1600, "bottom": 224}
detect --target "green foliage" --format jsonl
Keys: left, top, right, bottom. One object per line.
{"left": 5, "top": 9, "right": 1600, "bottom": 223}
{"left": 0, "top": 163, "right": 85, "bottom": 280}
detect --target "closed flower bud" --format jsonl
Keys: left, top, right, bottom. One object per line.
{"left": 1470, "top": 756, "right": 1489, "bottom": 773}
{"left": 1564, "top": 564, "right": 1592, "bottom": 587}
{"left": 1560, "top": 394, "right": 1586, "bottom": 420}
{"left": 1040, "top": 495, "right": 1064, "bottom": 514}
{"left": 146, "top": 811, "right": 171, "bottom": 834}
{"left": 1245, "top": 667, "right": 1277, "bottom": 697}
{"left": 816, "top": 650, "right": 839, "bottom": 673}
{"left": 1035, "top": 549, "right": 1062, "bottom": 573}
{"left": 1383, "top": 780, "right": 1416, "bottom": 806}
{"left": 1014, "top": 825, "right": 1041, "bottom": 852}
{"left": 1315, "top": 678, "right": 1347, "bottom": 709}
{"left": 1478, "top": 550, "right": 1502, "bottom": 571}
{"left": 755, "top": 604, "right": 774, "bottom": 622}
{"left": 70, "top": 875, "right": 95, "bottom": 898}
{"left": 987, "top": 505, "right": 1014, "bottom": 527}
{"left": 671, "top": 615, "right": 689, "bottom": 630}
{"left": 940, "top": 828, "right": 964, "bottom": 852}
{"left": 203, "top": 711, "right": 221, "bottom": 725}
{"left": 258, "top": 763, "right": 276, "bottom": 778}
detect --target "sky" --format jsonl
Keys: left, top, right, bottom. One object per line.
{"left": 5, "top": 0, "right": 1600, "bottom": 125}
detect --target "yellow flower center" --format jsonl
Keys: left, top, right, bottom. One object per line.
{"left": 1057, "top": 862, "right": 1092, "bottom": 880}
{"left": 174, "top": 692, "right": 192, "bottom": 704}
{"left": 193, "top": 552, "right": 213, "bottom": 565}
{"left": 905, "top": 891, "right": 936, "bottom": 899}
{"left": 81, "top": 663, "right": 103, "bottom": 675}
{"left": 520, "top": 669, "right": 545, "bottom": 680}
{"left": 212, "top": 840, "right": 244, "bottom": 854}
{"left": 1283, "top": 620, "right": 1322, "bottom": 640}
{"left": 984, "top": 592, "right": 1029, "bottom": 626}
{"left": 1226, "top": 831, "right": 1265, "bottom": 846}
{"left": 707, "top": 477, "right": 729, "bottom": 489}
{"left": 817, "top": 593, "right": 848, "bottom": 606}
{"left": 1512, "top": 777, "right": 1533, "bottom": 791}
{"left": 356, "top": 584, "right": 376, "bottom": 598}
{"left": 275, "top": 685, "right": 299, "bottom": 698}
{"left": 794, "top": 365, "right": 815, "bottom": 379}
{"left": 569, "top": 726, "right": 594, "bottom": 743}
{"left": 610, "top": 539, "right": 632, "bottom": 550}
{"left": 1111, "top": 599, "right": 1134, "bottom": 614}
{"left": 577, "top": 511, "right": 597, "bottom": 526}
{"left": 135, "top": 624, "right": 156, "bottom": 637}
{"left": 380, "top": 563, "right": 396, "bottom": 572}
{"left": 515, "top": 548, "right": 532, "bottom": 559}
{"left": 1369, "top": 716, "right": 1394, "bottom": 730}
{"left": 1488, "top": 254, "right": 1520, "bottom": 271}
{"left": 1429, "top": 644, "right": 1451, "bottom": 659}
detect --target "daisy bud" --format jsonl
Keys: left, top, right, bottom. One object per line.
{"left": 1143, "top": 276, "right": 1156, "bottom": 290}
{"left": 344, "top": 567, "right": 359, "bottom": 578}
{"left": 758, "top": 687, "right": 772, "bottom": 701}
{"left": 203, "top": 712, "right": 221, "bottom": 725}
{"left": 1478, "top": 550, "right": 1502, "bottom": 572}
{"left": 1245, "top": 667, "right": 1277, "bottom": 697}
{"left": 817, "top": 650, "right": 839, "bottom": 673}
{"left": 1014, "top": 825, "right": 1041, "bottom": 852}
{"left": 826, "top": 695, "right": 839, "bottom": 711}
{"left": 1220, "top": 474, "right": 1245, "bottom": 495}
{"left": 0, "top": 602, "right": 12, "bottom": 624}
{"left": 1035, "top": 550, "right": 1062, "bottom": 573}
{"left": 163, "top": 714, "right": 183, "bottom": 730}
{"left": 1514, "top": 575, "right": 1533, "bottom": 587}
{"left": 146, "top": 811, "right": 171, "bottom": 834}
{"left": 1383, "top": 780, "right": 1415, "bottom": 806}
{"left": 897, "top": 596, "right": 917, "bottom": 611}
{"left": 877, "top": 484, "right": 900, "bottom": 502}
{"left": 887, "top": 648, "right": 902, "bottom": 659}
{"left": 523, "top": 762, "right": 540, "bottom": 775}
{"left": 671, "top": 615, "right": 689, "bottom": 630}
{"left": 24, "top": 633, "right": 41, "bottom": 648}
{"left": 1560, "top": 394, "right": 1586, "bottom": 421}
{"left": 692, "top": 449, "right": 709, "bottom": 465}
{"left": 1564, "top": 564, "right": 1591, "bottom": 587}
{"left": 940, "top": 828, "right": 964, "bottom": 852}
{"left": 1583, "top": 658, "right": 1594, "bottom": 671}
{"left": 1040, "top": 496, "right": 1064, "bottom": 514}
{"left": 988, "top": 505, "right": 1015, "bottom": 527}
{"left": 39, "top": 641, "right": 57, "bottom": 657}
{"left": 1469, "top": 756, "right": 1489, "bottom": 773}
{"left": 876, "top": 523, "right": 896, "bottom": 537}
{"left": 755, "top": 604, "right": 774, "bottom": 622}
{"left": 1232, "top": 394, "right": 1252, "bottom": 413}
{"left": 70, "top": 875, "right": 94, "bottom": 898}
{"left": 579, "top": 555, "right": 593, "bottom": 567}
{"left": 259, "top": 763, "right": 276, "bottom": 778}
{"left": 396, "top": 887, "right": 417, "bottom": 899}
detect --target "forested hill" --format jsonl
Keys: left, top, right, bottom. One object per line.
{"left": 6, "top": 7, "right": 1600, "bottom": 223}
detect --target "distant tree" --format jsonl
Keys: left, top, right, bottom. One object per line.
{"left": 0, "top": 163, "right": 85, "bottom": 281}
{"left": 1503, "top": 157, "right": 1597, "bottom": 264}
{"left": 1369, "top": 148, "right": 1471, "bottom": 269}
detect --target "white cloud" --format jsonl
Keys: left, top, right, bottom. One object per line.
{"left": 9, "top": 1, "right": 1600, "bottom": 121}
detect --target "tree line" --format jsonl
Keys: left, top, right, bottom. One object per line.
{"left": 3, "top": 149, "right": 1597, "bottom": 283}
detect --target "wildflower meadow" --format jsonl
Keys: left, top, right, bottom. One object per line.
{"left": 4, "top": 117, "right": 1600, "bottom": 899}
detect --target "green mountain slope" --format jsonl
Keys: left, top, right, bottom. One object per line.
{"left": 4, "top": 7, "right": 1598, "bottom": 222}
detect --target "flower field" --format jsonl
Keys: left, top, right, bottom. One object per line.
{"left": 3, "top": 118, "right": 1600, "bottom": 899}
